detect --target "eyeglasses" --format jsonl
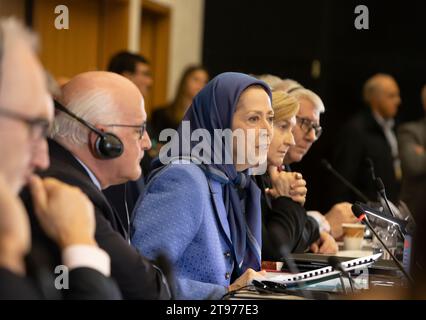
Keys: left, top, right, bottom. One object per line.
{"left": 0, "top": 108, "right": 50, "bottom": 141}
{"left": 296, "top": 116, "right": 322, "bottom": 140}
{"left": 105, "top": 123, "right": 147, "bottom": 140}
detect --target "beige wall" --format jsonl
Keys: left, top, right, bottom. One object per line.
{"left": 141, "top": 0, "right": 204, "bottom": 101}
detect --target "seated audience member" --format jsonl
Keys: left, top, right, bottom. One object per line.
{"left": 104, "top": 51, "right": 153, "bottom": 235}
{"left": 107, "top": 51, "right": 153, "bottom": 98}
{"left": 397, "top": 84, "right": 426, "bottom": 220}
{"left": 23, "top": 71, "right": 171, "bottom": 299}
{"left": 132, "top": 73, "right": 272, "bottom": 299}
{"left": 143, "top": 65, "right": 209, "bottom": 176}
{"left": 259, "top": 75, "right": 357, "bottom": 239}
{"left": 331, "top": 74, "right": 402, "bottom": 205}
{"left": 284, "top": 87, "right": 358, "bottom": 239}
{"left": 256, "top": 91, "right": 337, "bottom": 260}
{"left": 0, "top": 18, "right": 120, "bottom": 300}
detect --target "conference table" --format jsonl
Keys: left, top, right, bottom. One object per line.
{"left": 225, "top": 244, "right": 405, "bottom": 300}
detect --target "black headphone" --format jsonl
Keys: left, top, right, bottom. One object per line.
{"left": 54, "top": 100, "right": 124, "bottom": 159}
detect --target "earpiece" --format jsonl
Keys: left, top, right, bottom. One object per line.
{"left": 94, "top": 132, "right": 124, "bottom": 159}
{"left": 54, "top": 100, "right": 124, "bottom": 159}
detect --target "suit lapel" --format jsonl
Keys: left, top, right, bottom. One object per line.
{"left": 46, "top": 140, "right": 128, "bottom": 240}
{"left": 206, "top": 178, "right": 233, "bottom": 246}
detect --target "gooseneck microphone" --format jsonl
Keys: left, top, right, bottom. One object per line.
{"left": 375, "top": 177, "right": 396, "bottom": 218}
{"left": 321, "top": 159, "right": 370, "bottom": 203}
{"left": 268, "top": 224, "right": 313, "bottom": 299}
{"left": 327, "top": 256, "right": 354, "bottom": 293}
{"left": 374, "top": 177, "right": 405, "bottom": 239}
{"left": 351, "top": 204, "right": 414, "bottom": 285}
{"left": 355, "top": 202, "right": 408, "bottom": 236}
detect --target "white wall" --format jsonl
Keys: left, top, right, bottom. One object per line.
{"left": 140, "top": 0, "right": 205, "bottom": 100}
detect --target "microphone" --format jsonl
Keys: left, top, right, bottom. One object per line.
{"left": 268, "top": 224, "right": 313, "bottom": 299}
{"left": 327, "top": 256, "right": 354, "bottom": 293}
{"left": 375, "top": 177, "right": 396, "bottom": 217}
{"left": 351, "top": 204, "right": 414, "bottom": 285}
{"left": 355, "top": 202, "right": 408, "bottom": 236}
{"left": 321, "top": 159, "right": 370, "bottom": 203}
{"left": 365, "top": 158, "right": 381, "bottom": 202}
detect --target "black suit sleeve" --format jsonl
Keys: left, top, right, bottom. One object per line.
{"left": 64, "top": 267, "right": 121, "bottom": 300}
{"left": 262, "top": 196, "right": 320, "bottom": 261}
{"left": 94, "top": 208, "right": 170, "bottom": 300}
{"left": 0, "top": 267, "right": 41, "bottom": 300}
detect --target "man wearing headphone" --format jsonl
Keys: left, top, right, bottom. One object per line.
{"left": 24, "top": 71, "right": 171, "bottom": 299}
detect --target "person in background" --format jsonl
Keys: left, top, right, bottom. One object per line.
{"left": 143, "top": 65, "right": 209, "bottom": 176}
{"left": 397, "top": 84, "right": 426, "bottom": 220}
{"left": 283, "top": 87, "right": 358, "bottom": 239}
{"left": 0, "top": 18, "right": 120, "bottom": 300}
{"left": 259, "top": 75, "right": 356, "bottom": 240}
{"left": 256, "top": 91, "right": 338, "bottom": 260}
{"left": 132, "top": 73, "right": 272, "bottom": 299}
{"left": 107, "top": 51, "right": 153, "bottom": 98}
{"left": 331, "top": 74, "right": 402, "bottom": 205}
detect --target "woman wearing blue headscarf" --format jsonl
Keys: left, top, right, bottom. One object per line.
{"left": 131, "top": 72, "right": 274, "bottom": 299}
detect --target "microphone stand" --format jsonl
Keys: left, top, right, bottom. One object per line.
{"left": 352, "top": 205, "right": 414, "bottom": 286}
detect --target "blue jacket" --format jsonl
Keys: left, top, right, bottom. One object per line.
{"left": 131, "top": 162, "right": 236, "bottom": 299}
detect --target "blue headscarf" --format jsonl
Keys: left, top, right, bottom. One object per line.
{"left": 151, "top": 72, "right": 271, "bottom": 275}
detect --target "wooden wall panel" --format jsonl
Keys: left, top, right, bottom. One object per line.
{"left": 33, "top": 0, "right": 130, "bottom": 79}
{"left": 98, "top": 0, "right": 129, "bottom": 70}
{"left": 0, "top": 0, "right": 25, "bottom": 20}
{"left": 140, "top": 0, "right": 170, "bottom": 115}
{"left": 33, "top": 0, "right": 101, "bottom": 78}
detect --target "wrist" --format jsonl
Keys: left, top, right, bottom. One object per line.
{"left": 58, "top": 235, "right": 97, "bottom": 250}
{"left": 0, "top": 250, "right": 26, "bottom": 276}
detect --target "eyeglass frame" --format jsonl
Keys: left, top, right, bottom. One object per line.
{"left": 103, "top": 122, "right": 147, "bottom": 140}
{"left": 296, "top": 116, "right": 322, "bottom": 140}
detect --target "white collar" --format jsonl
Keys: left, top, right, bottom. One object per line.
{"left": 372, "top": 111, "right": 394, "bottom": 129}
{"left": 73, "top": 156, "right": 102, "bottom": 190}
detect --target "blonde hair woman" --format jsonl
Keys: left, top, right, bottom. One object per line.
{"left": 255, "top": 90, "right": 338, "bottom": 259}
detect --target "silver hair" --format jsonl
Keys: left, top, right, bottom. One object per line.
{"left": 254, "top": 74, "right": 304, "bottom": 94}
{"left": 288, "top": 88, "right": 325, "bottom": 113}
{"left": 255, "top": 74, "right": 283, "bottom": 90}
{"left": 50, "top": 89, "right": 121, "bottom": 146}
{"left": 280, "top": 78, "right": 303, "bottom": 93}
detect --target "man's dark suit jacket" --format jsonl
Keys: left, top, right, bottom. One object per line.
{"left": 331, "top": 109, "right": 400, "bottom": 204}
{"left": 0, "top": 268, "right": 40, "bottom": 300}
{"left": 22, "top": 139, "right": 170, "bottom": 300}
{"left": 1, "top": 216, "right": 121, "bottom": 301}
{"left": 0, "top": 265, "right": 121, "bottom": 300}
